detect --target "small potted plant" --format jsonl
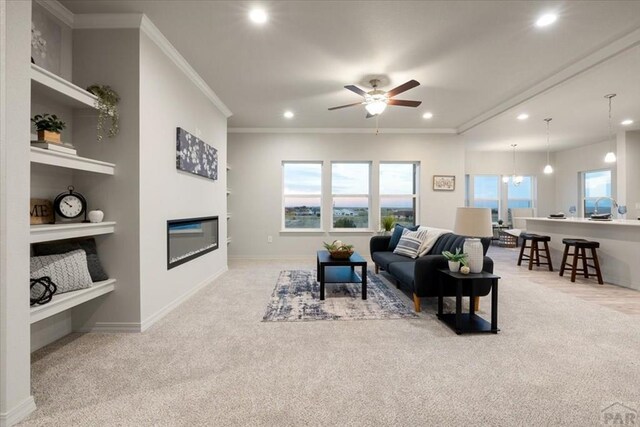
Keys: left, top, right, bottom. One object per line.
{"left": 323, "top": 240, "right": 354, "bottom": 259}
{"left": 442, "top": 248, "right": 468, "bottom": 272}
{"left": 31, "top": 113, "right": 66, "bottom": 144}
{"left": 380, "top": 215, "right": 395, "bottom": 235}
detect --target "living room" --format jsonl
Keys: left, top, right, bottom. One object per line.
{"left": 1, "top": 1, "right": 639, "bottom": 426}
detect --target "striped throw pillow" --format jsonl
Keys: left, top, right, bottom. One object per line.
{"left": 393, "top": 228, "right": 429, "bottom": 258}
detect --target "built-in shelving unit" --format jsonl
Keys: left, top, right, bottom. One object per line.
{"left": 30, "top": 64, "right": 98, "bottom": 109}
{"left": 29, "top": 61, "right": 117, "bottom": 337}
{"left": 30, "top": 147, "right": 116, "bottom": 175}
{"left": 31, "top": 221, "right": 116, "bottom": 243}
{"left": 30, "top": 279, "right": 116, "bottom": 324}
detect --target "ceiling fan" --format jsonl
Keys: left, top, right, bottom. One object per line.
{"left": 328, "top": 79, "right": 422, "bottom": 118}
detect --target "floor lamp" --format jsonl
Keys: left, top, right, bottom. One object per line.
{"left": 454, "top": 207, "right": 493, "bottom": 273}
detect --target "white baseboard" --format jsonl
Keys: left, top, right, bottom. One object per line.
{"left": 228, "top": 255, "right": 312, "bottom": 260}
{"left": 140, "top": 266, "right": 228, "bottom": 332}
{"left": 78, "top": 322, "right": 142, "bottom": 333}
{"left": 0, "top": 396, "right": 36, "bottom": 427}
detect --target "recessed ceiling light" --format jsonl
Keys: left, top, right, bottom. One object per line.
{"left": 535, "top": 13, "right": 557, "bottom": 27}
{"left": 621, "top": 119, "right": 634, "bottom": 126}
{"left": 283, "top": 111, "right": 294, "bottom": 119}
{"left": 249, "top": 8, "right": 267, "bottom": 24}
{"left": 517, "top": 113, "right": 529, "bottom": 120}
{"left": 422, "top": 112, "right": 433, "bottom": 119}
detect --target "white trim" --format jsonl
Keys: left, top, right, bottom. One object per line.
{"left": 140, "top": 266, "right": 228, "bottom": 332}
{"left": 279, "top": 229, "right": 325, "bottom": 234}
{"left": 73, "top": 13, "right": 233, "bottom": 118}
{"left": 229, "top": 127, "right": 458, "bottom": 134}
{"left": 35, "top": 0, "right": 74, "bottom": 28}
{"left": 0, "top": 396, "right": 36, "bottom": 427}
{"left": 458, "top": 25, "right": 640, "bottom": 134}
{"left": 329, "top": 229, "right": 376, "bottom": 233}
{"left": 79, "top": 322, "right": 141, "bottom": 333}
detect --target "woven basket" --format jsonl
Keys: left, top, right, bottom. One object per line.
{"left": 329, "top": 249, "right": 354, "bottom": 259}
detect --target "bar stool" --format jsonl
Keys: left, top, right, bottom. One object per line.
{"left": 559, "top": 239, "right": 604, "bottom": 284}
{"left": 517, "top": 233, "right": 553, "bottom": 271}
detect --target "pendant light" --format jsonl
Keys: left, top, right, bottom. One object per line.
{"left": 543, "top": 118, "right": 553, "bottom": 174}
{"left": 509, "top": 144, "right": 523, "bottom": 186}
{"left": 604, "top": 94, "right": 617, "bottom": 163}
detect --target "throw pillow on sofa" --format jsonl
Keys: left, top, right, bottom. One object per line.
{"left": 32, "top": 238, "right": 108, "bottom": 282}
{"left": 30, "top": 249, "right": 93, "bottom": 295}
{"left": 416, "top": 227, "right": 452, "bottom": 257}
{"left": 393, "top": 228, "right": 429, "bottom": 258}
{"left": 388, "top": 224, "right": 420, "bottom": 251}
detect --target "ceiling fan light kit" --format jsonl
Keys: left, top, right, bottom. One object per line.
{"left": 329, "top": 78, "right": 421, "bottom": 118}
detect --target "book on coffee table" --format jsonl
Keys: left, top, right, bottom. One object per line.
{"left": 31, "top": 141, "right": 77, "bottom": 155}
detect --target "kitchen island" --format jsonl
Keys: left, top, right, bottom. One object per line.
{"left": 524, "top": 217, "right": 640, "bottom": 291}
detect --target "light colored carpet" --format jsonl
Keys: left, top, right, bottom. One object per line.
{"left": 20, "top": 249, "right": 640, "bottom": 426}
{"left": 262, "top": 269, "right": 418, "bottom": 321}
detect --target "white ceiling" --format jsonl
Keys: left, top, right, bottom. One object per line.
{"left": 61, "top": 1, "right": 640, "bottom": 151}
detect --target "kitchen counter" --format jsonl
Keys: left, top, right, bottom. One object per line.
{"left": 524, "top": 217, "right": 640, "bottom": 291}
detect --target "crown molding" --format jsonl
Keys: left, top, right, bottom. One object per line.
{"left": 457, "top": 25, "right": 640, "bottom": 134}
{"left": 35, "top": 0, "right": 74, "bottom": 28}
{"left": 73, "top": 13, "right": 232, "bottom": 118}
{"left": 228, "top": 127, "right": 458, "bottom": 134}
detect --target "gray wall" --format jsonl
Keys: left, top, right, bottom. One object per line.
{"left": 228, "top": 132, "right": 465, "bottom": 259}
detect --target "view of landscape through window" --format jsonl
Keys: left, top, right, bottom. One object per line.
{"left": 283, "top": 162, "right": 322, "bottom": 229}
{"left": 583, "top": 169, "right": 612, "bottom": 216}
{"left": 380, "top": 163, "right": 417, "bottom": 227}
{"left": 471, "top": 175, "right": 533, "bottom": 222}
{"left": 332, "top": 163, "right": 370, "bottom": 228}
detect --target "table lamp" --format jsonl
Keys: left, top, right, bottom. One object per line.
{"left": 454, "top": 207, "right": 493, "bottom": 273}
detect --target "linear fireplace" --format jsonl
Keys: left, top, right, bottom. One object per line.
{"left": 167, "top": 216, "right": 219, "bottom": 269}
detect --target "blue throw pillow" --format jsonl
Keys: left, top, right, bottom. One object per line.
{"left": 388, "top": 224, "right": 420, "bottom": 251}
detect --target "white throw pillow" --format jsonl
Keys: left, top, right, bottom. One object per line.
{"left": 30, "top": 249, "right": 93, "bottom": 295}
{"left": 393, "top": 228, "right": 429, "bottom": 258}
{"left": 417, "top": 227, "right": 452, "bottom": 257}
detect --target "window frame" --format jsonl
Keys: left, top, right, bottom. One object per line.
{"left": 379, "top": 161, "right": 420, "bottom": 228}
{"left": 581, "top": 168, "right": 613, "bottom": 218}
{"left": 330, "top": 161, "right": 372, "bottom": 231}
{"left": 465, "top": 174, "right": 537, "bottom": 223}
{"left": 281, "top": 161, "right": 324, "bottom": 232}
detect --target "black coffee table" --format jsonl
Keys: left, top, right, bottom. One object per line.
{"left": 316, "top": 250, "right": 367, "bottom": 300}
{"left": 437, "top": 269, "right": 500, "bottom": 334}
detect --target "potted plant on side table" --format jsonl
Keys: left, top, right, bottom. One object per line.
{"left": 31, "top": 113, "right": 66, "bottom": 144}
{"left": 442, "top": 248, "right": 469, "bottom": 273}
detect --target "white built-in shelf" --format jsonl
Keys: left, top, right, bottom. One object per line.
{"left": 31, "top": 147, "right": 116, "bottom": 175}
{"left": 227, "top": 213, "right": 231, "bottom": 219}
{"left": 30, "top": 64, "right": 98, "bottom": 109}
{"left": 227, "top": 237, "right": 231, "bottom": 244}
{"left": 226, "top": 189, "right": 231, "bottom": 195}
{"left": 30, "top": 279, "right": 116, "bottom": 324}
{"left": 31, "top": 221, "right": 116, "bottom": 243}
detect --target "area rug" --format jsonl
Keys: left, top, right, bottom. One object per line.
{"left": 262, "top": 270, "right": 419, "bottom": 322}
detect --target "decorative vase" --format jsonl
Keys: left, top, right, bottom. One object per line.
{"left": 463, "top": 238, "right": 484, "bottom": 273}
{"left": 448, "top": 260, "right": 460, "bottom": 272}
{"left": 37, "top": 130, "right": 61, "bottom": 144}
{"left": 88, "top": 210, "right": 104, "bottom": 223}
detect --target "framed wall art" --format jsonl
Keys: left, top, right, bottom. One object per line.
{"left": 433, "top": 175, "right": 455, "bottom": 191}
{"left": 176, "top": 127, "right": 218, "bottom": 181}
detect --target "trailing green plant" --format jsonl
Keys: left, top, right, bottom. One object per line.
{"left": 381, "top": 215, "right": 395, "bottom": 232}
{"left": 87, "top": 84, "right": 120, "bottom": 142}
{"left": 31, "top": 114, "right": 66, "bottom": 133}
{"left": 442, "top": 247, "right": 468, "bottom": 266}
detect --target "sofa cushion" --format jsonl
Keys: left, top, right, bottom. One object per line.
{"left": 417, "top": 227, "right": 451, "bottom": 257}
{"left": 387, "top": 262, "right": 415, "bottom": 287}
{"left": 372, "top": 251, "right": 413, "bottom": 271}
{"left": 388, "top": 224, "right": 419, "bottom": 251}
{"left": 393, "top": 228, "right": 429, "bottom": 258}
{"left": 429, "top": 233, "right": 467, "bottom": 255}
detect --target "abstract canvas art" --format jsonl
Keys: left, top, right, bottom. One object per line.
{"left": 176, "top": 127, "right": 218, "bottom": 180}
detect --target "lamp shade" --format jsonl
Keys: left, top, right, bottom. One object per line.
{"left": 454, "top": 207, "right": 493, "bottom": 237}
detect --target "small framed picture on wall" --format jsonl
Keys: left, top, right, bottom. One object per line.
{"left": 433, "top": 175, "right": 455, "bottom": 191}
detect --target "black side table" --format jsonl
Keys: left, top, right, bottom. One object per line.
{"left": 437, "top": 269, "right": 500, "bottom": 335}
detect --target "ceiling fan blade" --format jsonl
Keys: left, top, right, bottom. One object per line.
{"left": 366, "top": 112, "right": 376, "bottom": 119}
{"left": 386, "top": 80, "right": 420, "bottom": 98}
{"left": 328, "top": 101, "right": 364, "bottom": 111}
{"left": 344, "top": 85, "right": 367, "bottom": 97}
{"left": 387, "top": 99, "right": 422, "bottom": 107}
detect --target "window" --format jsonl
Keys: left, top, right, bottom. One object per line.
{"left": 507, "top": 176, "right": 533, "bottom": 211}
{"left": 472, "top": 175, "right": 500, "bottom": 222}
{"left": 379, "top": 163, "right": 419, "bottom": 227}
{"left": 282, "top": 162, "right": 322, "bottom": 229}
{"left": 583, "top": 169, "right": 612, "bottom": 217}
{"left": 331, "top": 162, "right": 370, "bottom": 229}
